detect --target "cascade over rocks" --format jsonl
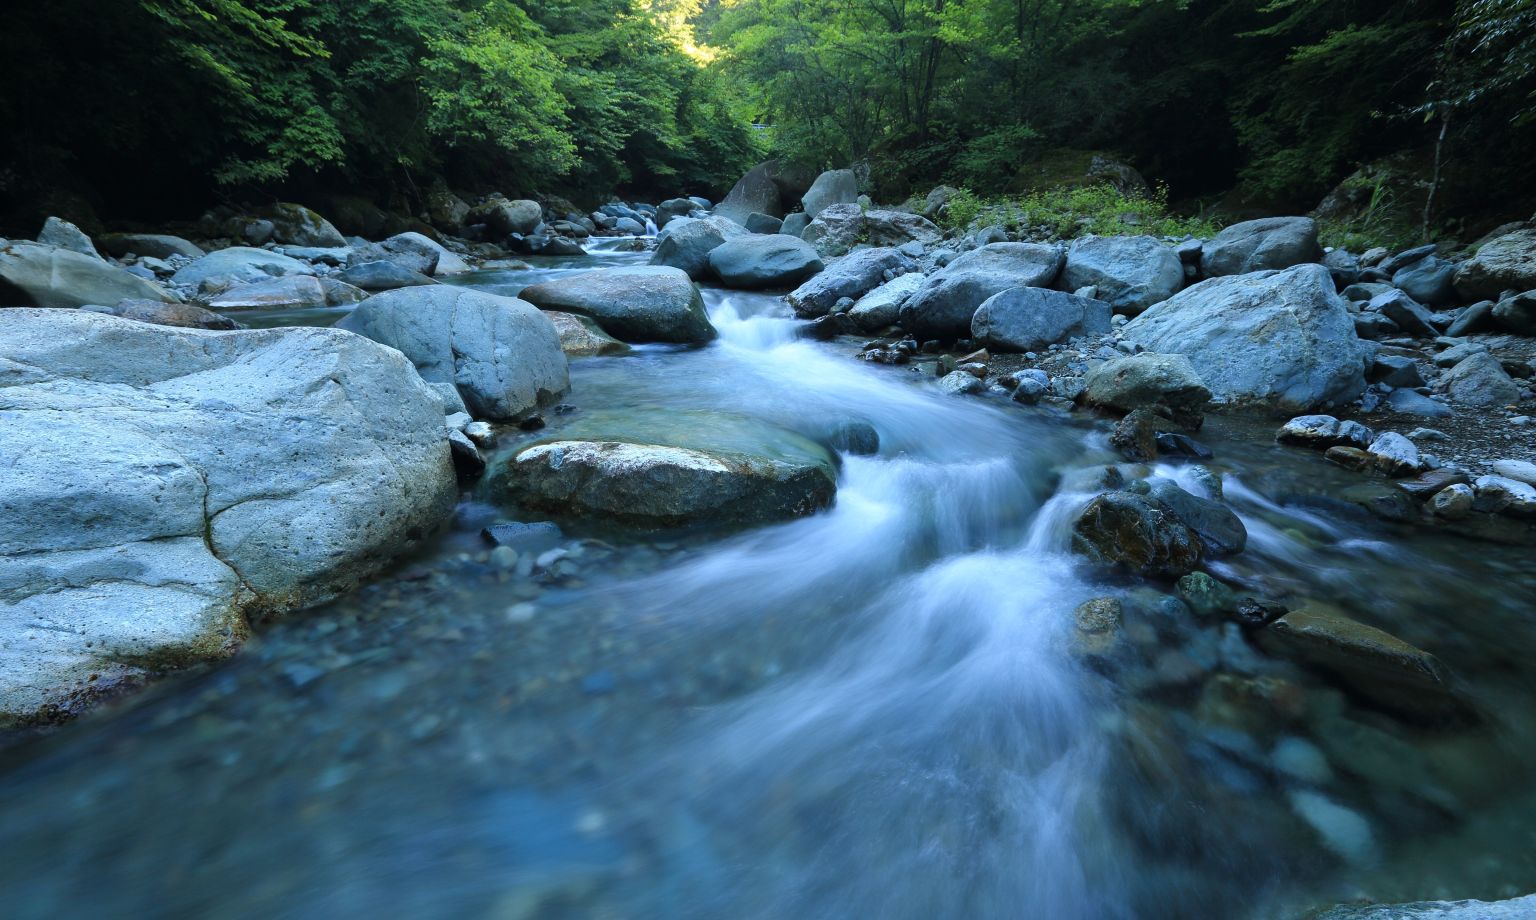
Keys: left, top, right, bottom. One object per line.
{"left": 519, "top": 265, "right": 716, "bottom": 344}
{"left": 1200, "top": 216, "right": 1320, "bottom": 277}
{"left": 707, "top": 234, "right": 824, "bottom": 289}
{"left": 0, "top": 310, "right": 456, "bottom": 726}
{"left": 337, "top": 286, "right": 570, "bottom": 420}
{"left": 971, "top": 287, "right": 1112, "bottom": 352}
{"left": 1060, "top": 235, "right": 1184, "bottom": 315}
{"left": 1123, "top": 264, "right": 1368, "bottom": 412}
{"left": 786, "top": 247, "right": 915, "bottom": 317}
{"left": 801, "top": 203, "right": 943, "bottom": 258}
{"left": 898, "top": 242, "right": 1064, "bottom": 339}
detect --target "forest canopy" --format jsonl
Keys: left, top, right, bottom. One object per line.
{"left": 1, "top": 0, "right": 1533, "bottom": 228}
{"left": 0, "top": 0, "right": 759, "bottom": 219}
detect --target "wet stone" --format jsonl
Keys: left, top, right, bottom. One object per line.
{"left": 1071, "top": 490, "right": 1203, "bottom": 578}
{"left": 1177, "top": 572, "right": 1239, "bottom": 618}
{"left": 1430, "top": 484, "right": 1476, "bottom": 520}
{"left": 481, "top": 521, "right": 564, "bottom": 554}
{"left": 1074, "top": 597, "right": 1123, "bottom": 656}
{"left": 1324, "top": 445, "right": 1372, "bottom": 471}
{"left": 1259, "top": 601, "right": 1465, "bottom": 721}
{"left": 1397, "top": 468, "right": 1470, "bottom": 499}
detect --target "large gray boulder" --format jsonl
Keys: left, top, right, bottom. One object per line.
{"left": 786, "top": 247, "right": 914, "bottom": 317}
{"left": 847, "top": 272, "right": 927, "bottom": 332}
{"left": 655, "top": 197, "right": 696, "bottom": 229}
{"left": 337, "top": 286, "right": 569, "bottom": 420}
{"left": 0, "top": 309, "right": 456, "bottom": 726}
{"left": 1455, "top": 229, "right": 1536, "bottom": 300}
{"left": 1060, "top": 235, "right": 1183, "bottom": 315}
{"left": 498, "top": 412, "right": 836, "bottom": 529}
{"left": 171, "top": 246, "right": 313, "bottom": 289}
{"left": 650, "top": 215, "right": 747, "bottom": 280}
{"left": 262, "top": 202, "right": 348, "bottom": 248}
{"left": 745, "top": 212, "right": 784, "bottom": 234}
{"left": 1, "top": 241, "right": 177, "bottom": 307}
{"left": 708, "top": 234, "right": 824, "bottom": 289}
{"left": 1439, "top": 351, "right": 1521, "bottom": 407}
{"left": 470, "top": 197, "right": 545, "bottom": 237}
{"left": 1392, "top": 255, "right": 1457, "bottom": 306}
{"left": 898, "top": 242, "right": 1064, "bottom": 339}
{"left": 1123, "top": 263, "right": 1368, "bottom": 411}
{"left": 801, "top": 204, "right": 943, "bottom": 258}
{"left": 1200, "top": 216, "right": 1320, "bottom": 277}
{"left": 519, "top": 265, "right": 716, "bottom": 344}
{"left": 716, "top": 159, "right": 816, "bottom": 224}
{"left": 801, "top": 168, "right": 859, "bottom": 218}
{"left": 381, "top": 231, "right": 472, "bottom": 276}
{"left": 972, "top": 287, "right": 1112, "bottom": 352}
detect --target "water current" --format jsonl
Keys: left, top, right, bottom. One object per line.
{"left": 2, "top": 241, "right": 1534, "bottom": 919}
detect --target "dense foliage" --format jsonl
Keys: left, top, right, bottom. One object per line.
{"left": 0, "top": 0, "right": 758, "bottom": 222}
{"left": 709, "top": 0, "right": 1536, "bottom": 227}
{"left": 2, "top": 0, "right": 1532, "bottom": 234}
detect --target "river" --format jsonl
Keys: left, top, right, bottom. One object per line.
{"left": 2, "top": 242, "right": 1535, "bottom": 919}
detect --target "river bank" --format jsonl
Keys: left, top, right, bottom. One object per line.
{"left": 2, "top": 170, "right": 1535, "bottom": 918}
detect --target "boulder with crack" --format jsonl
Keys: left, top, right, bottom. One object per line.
{"left": 0, "top": 310, "right": 457, "bottom": 725}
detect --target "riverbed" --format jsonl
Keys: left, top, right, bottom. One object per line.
{"left": 2, "top": 244, "right": 1534, "bottom": 919}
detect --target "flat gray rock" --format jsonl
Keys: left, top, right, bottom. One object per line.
{"left": 171, "top": 246, "right": 313, "bottom": 289}
{"left": 2, "top": 241, "right": 177, "bottom": 307}
{"left": 519, "top": 265, "right": 716, "bottom": 344}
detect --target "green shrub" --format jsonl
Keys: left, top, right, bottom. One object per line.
{"left": 939, "top": 183, "right": 1220, "bottom": 240}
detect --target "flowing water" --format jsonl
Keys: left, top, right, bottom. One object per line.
{"left": 3, "top": 243, "right": 1536, "bottom": 919}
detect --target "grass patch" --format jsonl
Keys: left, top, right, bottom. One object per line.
{"left": 940, "top": 184, "right": 1221, "bottom": 240}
